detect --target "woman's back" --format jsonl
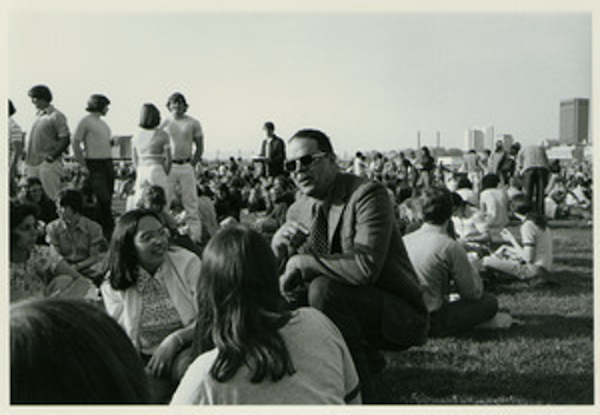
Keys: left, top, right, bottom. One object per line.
{"left": 134, "top": 129, "right": 169, "bottom": 160}
{"left": 172, "top": 308, "right": 360, "bottom": 405}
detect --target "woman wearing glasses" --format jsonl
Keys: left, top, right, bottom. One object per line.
{"left": 101, "top": 209, "right": 200, "bottom": 403}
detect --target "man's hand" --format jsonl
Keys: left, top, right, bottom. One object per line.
{"left": 279, "top": 254, "right": 313, "bottom": 302}
{"left": 271, "top": 221, "right": 309, "bottom": 257}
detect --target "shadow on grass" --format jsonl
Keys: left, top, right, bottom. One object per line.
{"left": 553, "top": 256, "right": 594, "bottom": 269}
{"left": 454, "top": 314, "right": 593, "bottom": 342}
{"left": 486, "top": 271, "right": 592, "bottom": 296}
{"left": 370, "top": 366, "right": 594, "bottom": 404}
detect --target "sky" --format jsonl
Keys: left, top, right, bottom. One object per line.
{"left": 6, "top": 1, "right": 593, "bottom": 159}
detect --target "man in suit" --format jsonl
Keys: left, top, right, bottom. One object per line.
{"left": 272, "top": 129, "right": 428, "bottom": 398}
{"left": 259, "top": 121, "right": 286, "bottom": 178}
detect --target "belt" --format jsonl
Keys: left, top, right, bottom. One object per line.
{"left": 172, "top": 158, "right": 192, "bottom": 165}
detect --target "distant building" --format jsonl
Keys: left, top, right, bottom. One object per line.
{"left": 497, "top": 134, "right": 514, "bottom": 151}
{"left": 464, "top": 128, "right": 485, "bottom": 151}
{"left": 485, "top": 126, "right": 495, "bottom": 149}
{"left": 560, "top": 98, "right": 590, "bottom": 145}
{"left": 112, "top": 135, "right": 132, "bottom": 159}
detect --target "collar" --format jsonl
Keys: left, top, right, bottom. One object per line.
{"left": 37, "top": 104, "right": 55, "bottom": 116}
{"left": 59, "top": 215, "right": 86, "bottom": 232}
{"left": 419, "top": 222, "right": 449, "bottom": 234}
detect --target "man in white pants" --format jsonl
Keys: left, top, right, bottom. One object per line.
{"left": 161, "top": 92, "right": 204, "bottom": 243}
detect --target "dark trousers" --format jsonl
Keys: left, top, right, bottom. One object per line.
{"left": 87, "top": 159, "right": 115, "bottom": 240}
{"left": 306, "top": 277, "right": 396, "bottom": 384}
{"left": 523, "top": 167, "right": 549, "bottom": 215}
{"left": 429, "top": 293, "right": 498, "bottom": 337}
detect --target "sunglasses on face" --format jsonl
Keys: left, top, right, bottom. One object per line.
{"left": 284, "top": 152, "right": 328, "bottom": 173}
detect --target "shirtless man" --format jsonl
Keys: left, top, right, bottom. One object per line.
{"left": 161, "top": 92, "right": 204, "bottom": 243}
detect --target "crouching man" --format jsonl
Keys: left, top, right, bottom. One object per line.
{"left": 271, "top": 129, "right": 428, "bottom": 400}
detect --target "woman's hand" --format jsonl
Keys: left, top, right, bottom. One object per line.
{"left": 146, "top": 335, "right": 181, "bottom": 378}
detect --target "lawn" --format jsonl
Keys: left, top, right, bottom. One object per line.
{"left": 371, "top": 220, "right": 594, "bottom": 405}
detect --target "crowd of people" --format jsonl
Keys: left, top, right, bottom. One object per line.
{"left": 8, "top": 85, "right": 593, "bottom": 405}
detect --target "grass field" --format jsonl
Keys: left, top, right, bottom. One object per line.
{"left": 370, "top": 220, "right": 594, "bottom": 405}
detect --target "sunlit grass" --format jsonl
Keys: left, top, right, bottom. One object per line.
{"left": 372, "top": 222, "right": 594, "bottom": 404}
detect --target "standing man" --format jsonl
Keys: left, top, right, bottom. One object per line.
{"left": 271, "top": 129, "right": 428, "bottom": 399}
{"left": 161, "top": 92, "right": 203, "bottom": 243}
{"left": 25, "top": 85, "right": 70, "bottom": 201}
{"left": 516, "top": 143, "right": 549, "bottom": 215}
{"left": 259, "top": 121, "right": 286, "bottom": 178}
{"left": 72, "top": 94, "right": 115, "bottom": 240}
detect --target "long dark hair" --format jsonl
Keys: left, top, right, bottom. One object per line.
{"left": 512, "top": 194, "right": 547, "bottom": 230}
{"left": 11, "top": 298, "right": 149, "bottom": 404}
{"left": 195, "top": 224, "right": 295, "bottom": 383}
{"left": 105, "top": 209, "right": 164, "bottom": 290}
{"left": 10, "top": 201, "right": 38, "bottom": 247}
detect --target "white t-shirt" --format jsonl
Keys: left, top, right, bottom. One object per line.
{"left": 72, "top": 113, "right": 112, "bottom": 159}
{"left": 480, "top": 188, "right": 510, "bottom": 230}
{"left": 521, "top": 220, "right": 553, "bottom": 271}
{"left": 171, "top": 308, "right": 360, "bottom": 405}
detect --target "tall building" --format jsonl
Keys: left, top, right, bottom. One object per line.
{"left": 560, "top": 98, "right": 590, "bottom": 145}
{"left": 464, "top": 128, "right": 485, "bottom": 151}
{"left": 485, "top": 126, "right": 495, "bottom": 149}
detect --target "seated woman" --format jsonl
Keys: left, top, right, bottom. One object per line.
{"left": 11, "top": 298, "right": 150, "bottom": 404}
{"left": 46, "top": 188, "right": 106, "bottom": 284}
{"left": 15, "top": 176, "right": 58, "bottom": 243}
{"left": 483, "top": 194, "right": 553, "bottom": 281}
{"left": 451, "top": 192, "right": 491, "bottom": 257}
{"left": 479, "top": 173, "right": 510, "bottom": 244}
{"left": 10, "top": 201, "right": 98, "bottom": 303}
{"left": 101, "top": 209, "right": 200, "bottom": 403}
{"left": 171, "top": 224, "right": 361, "bottom": 405}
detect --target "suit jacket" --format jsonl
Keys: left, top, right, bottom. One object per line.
{"left": 286, "top": 173, "right": 428, "bottom": 348}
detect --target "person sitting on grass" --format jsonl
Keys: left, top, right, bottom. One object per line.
{"left": 403, "top": 187, "right": 499, "bottom": 337}
{"left": 171, "top": 224, "right": 361, "bottom": 405}
{"left": 15, "top": 176, "right": 58, "bottom": 243}
{"left": 137, "top": 185, "right": 203, "bottom": 257}
{"left": 482, "top": 194, "right": 553, "bottom": 282}
{"left": 46, "top": 188, "right": 107, "bottom": 285}
{"left": 10, "top": 201, "right": 98, "bottom": 303}
{"left": 479, "top": 173, "right": 510, "bottom": 245}
{"left": 101, "top": 209, "right": 200, "bottom": 403}
{"left": 450, "top": 192, "right": 491, "bottom": 257}
{"left": 11, "top": 298, "right": 150, "bottom": 404}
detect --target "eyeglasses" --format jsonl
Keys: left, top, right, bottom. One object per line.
{"left": 137, "top": 226, "right": 170, "bottom": 243}
{"left": 284, "top": 152, "right": 328, "bottom": 173}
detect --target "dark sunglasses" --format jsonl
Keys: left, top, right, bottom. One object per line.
{"left": 284, "top": 152, "right": 328, "bottom": 172}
